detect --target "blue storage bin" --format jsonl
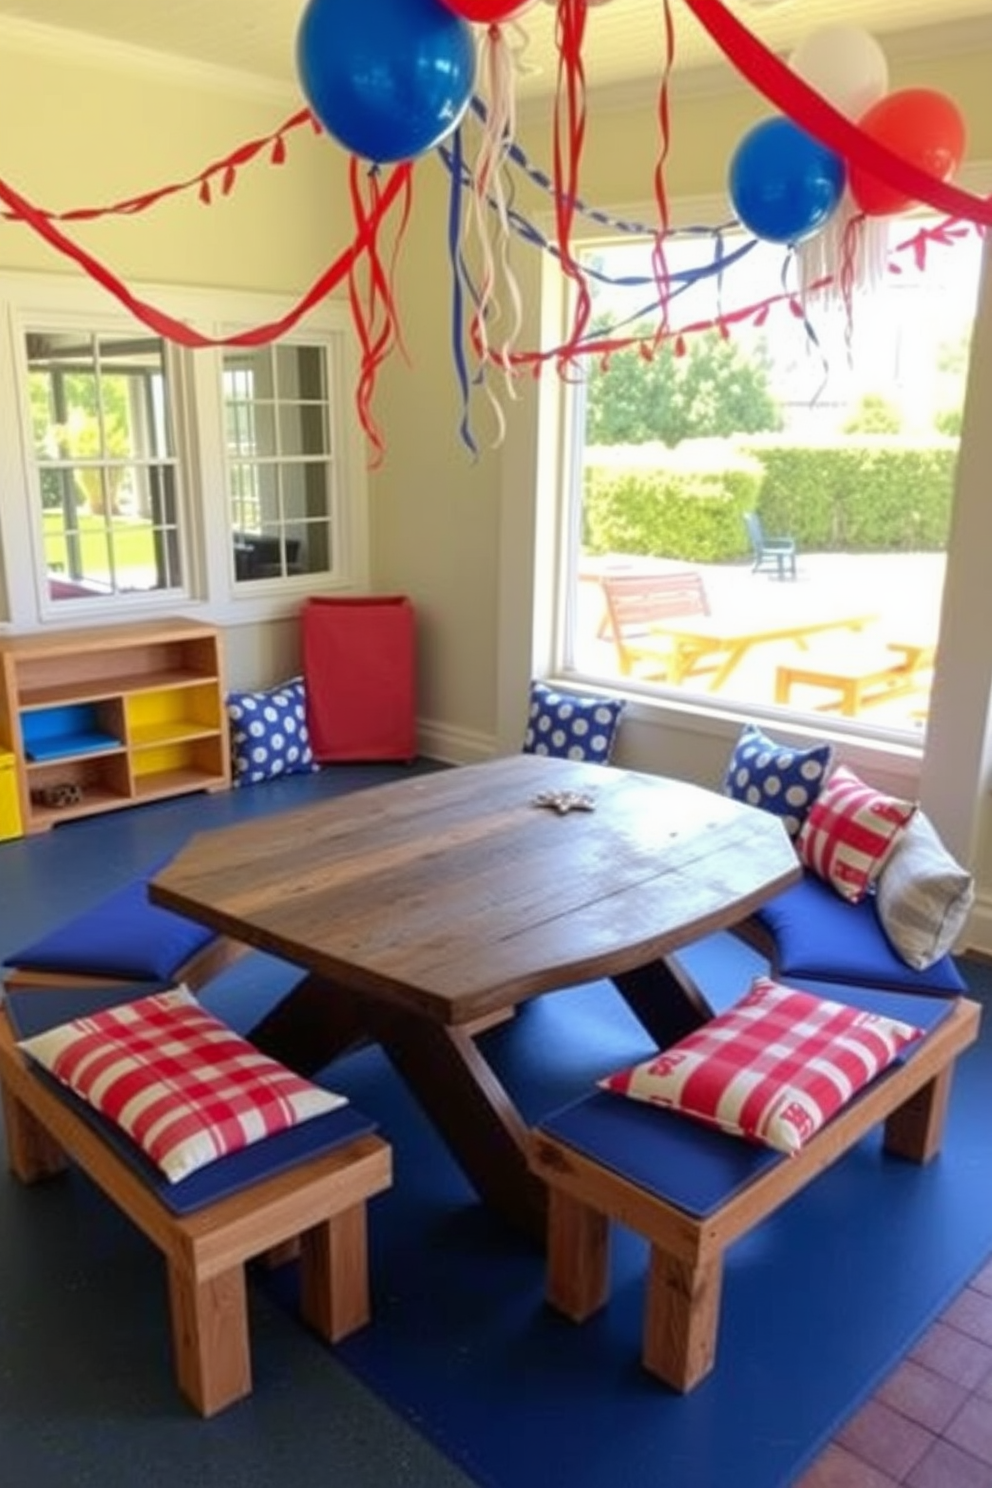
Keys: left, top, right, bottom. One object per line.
{"left": 21, "top": 704, "right": 121, "bottom": 762}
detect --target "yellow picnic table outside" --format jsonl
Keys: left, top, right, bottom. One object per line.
{"left": 774, "top": 638, "right": 936, "bottom": 717}
{"left": 637, "top": 610, "right": 879, "bottom": 691}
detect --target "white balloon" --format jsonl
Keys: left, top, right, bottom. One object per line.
{"left": 789, "top": 24, "right": 889, "bottom": 121}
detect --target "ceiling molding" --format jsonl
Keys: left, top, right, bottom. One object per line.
{"left": 0, "top": 15, "right": 299, "bottom": 104}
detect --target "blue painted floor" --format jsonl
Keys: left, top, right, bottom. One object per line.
{"left": 0, "top": 762, "right": 478, "bottom": 1488}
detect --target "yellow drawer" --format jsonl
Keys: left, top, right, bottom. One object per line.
{"left": 0, "top": 751, "right": 22, "bottom": 842}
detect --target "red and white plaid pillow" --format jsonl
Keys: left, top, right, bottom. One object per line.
{"left": 17, "top": 986, "right": 346, "bottom": 1183}
{"left": 797, "top": 764, "right": 917, "bottom": 903}
{"left": 599, "top": 976, "right": 923, "bottom": 1154}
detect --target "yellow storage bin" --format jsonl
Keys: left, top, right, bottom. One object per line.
{"left": 0, "top": 751, "right": 22, "bottom": 842}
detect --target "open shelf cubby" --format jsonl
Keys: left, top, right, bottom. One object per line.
{"left": 0, "top": 618, "right": 231, "bottom": 834}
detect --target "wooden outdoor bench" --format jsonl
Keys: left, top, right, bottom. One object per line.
{"left": 774, "top": 640, "right": 934, "bottom": 717}
{"left": 529, "top": 992, "right": 980, "bottom": 1392}
{"left": 0, "top": 996, "right": 392, "bottom": 1416}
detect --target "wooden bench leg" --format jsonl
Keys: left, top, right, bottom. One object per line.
{"left": 883, "top": 1064, "right": 955, "bottom": 1164}
{"left": 546, "top": 1187, "right": 611, "bottom": 1321}
{"left": 299, "top": 1205, "right": 370, "bottom": 1343}
{"left": 1, "top": 1080, "right": 67, "bottom": 1182}
{"left": 643, "top": 1246, "right": 723, "bottom": 1392}
{"left": 167, "top": 1260, "right": 252, "bottom": 1417}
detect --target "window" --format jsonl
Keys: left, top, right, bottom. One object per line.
{"left": 0, "top": 274, "right": 367, "bottom": 630}
{"left": 223, "top": 344, "right": 335, "bottom": 585}
{"left": 27, "top": 330, "right": 181, "bottom": 604}
{"left": 552, "top": 213, "right": 984, "bottom": 741}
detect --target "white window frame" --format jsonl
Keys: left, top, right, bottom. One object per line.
{"left": 531, "top": 187, "right": 987, "bottom": 759}
{"left": 0, "top": 272, "right": 369, "bottom": 634}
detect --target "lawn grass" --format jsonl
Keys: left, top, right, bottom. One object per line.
{"left": 43, "top": 512, "right": 157, "bottom": 577}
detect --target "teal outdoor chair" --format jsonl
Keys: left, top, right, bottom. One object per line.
{"left": 744, "top": 512, "right": 797, "bottom": 581}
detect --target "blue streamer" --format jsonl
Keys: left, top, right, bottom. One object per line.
{"left": 446, "top": 127, "right": 479, "bottom": 458}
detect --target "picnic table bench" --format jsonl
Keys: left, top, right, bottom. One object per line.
{"left": 775, "top": 640, "right": 935, "bottom": 717}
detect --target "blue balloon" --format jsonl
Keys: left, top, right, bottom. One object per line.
{"left": 297, "top": 0, "right": 477, "bottom": 165}
{"left": 728, "top": 117, "right": 846, "bottom": 246}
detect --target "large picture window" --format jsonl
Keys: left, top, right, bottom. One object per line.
{"left": 553, "top": 215, "right": 983, "bottom": 741}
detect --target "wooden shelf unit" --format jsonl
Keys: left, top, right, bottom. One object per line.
{"left": 0, "top": 618, "right": 231, "bottom": 835}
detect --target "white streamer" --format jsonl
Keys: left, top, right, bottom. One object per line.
{"left": 463, "top": 23, "right": 528, "bottom": 446}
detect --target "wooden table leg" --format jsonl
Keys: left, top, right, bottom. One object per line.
{"left": 247, "top": 974, "right": 545, "bottom": 1238}
{"left": 706, "top": 643, "right": 749, "bottom": 692}
{"left": 246, "top": 973, "right": 368, "bottom": 1075}
{"left": 362, "top": 1000, "right": 548, "bottom": 1242}
{"left": 611, "top": 956, "right": 715, "bottom": 1050}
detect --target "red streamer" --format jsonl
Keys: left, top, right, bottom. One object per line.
{"left": 1, "top": 109, "right": 314, "bottom": 225}
{"left": 0, "top": 163, "right": 413, "bottom": 349}
{"left": 650, "top": 0, "right": 676, "bottom": 343}
{"left": 552, "top": 0, "right": 593, "bottom": 367}
{"left": 346, "top": 160, "right": 414, "bottom": 467}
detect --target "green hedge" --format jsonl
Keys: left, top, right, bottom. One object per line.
{"left": 583, "top": 437, "right": 960, "bottom": 561}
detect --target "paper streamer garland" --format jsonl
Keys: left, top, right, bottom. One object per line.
{"left": 1, "top": 0, "right": 990, "bottom": 457}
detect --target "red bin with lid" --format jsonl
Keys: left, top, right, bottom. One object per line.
{"left": 301, "top": 595, "right": 416, "bottom": 762}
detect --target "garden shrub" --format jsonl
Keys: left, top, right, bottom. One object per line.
{"left": 583, "top": 436, "right": 959, "bottom": 562}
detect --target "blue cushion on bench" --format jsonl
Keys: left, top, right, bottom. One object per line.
{"left": 3, "top": 872, "right": 217, "bottom": 983}
{"left": 4, "top": 985, "right": 378, "bottom": 1217}
{"left": 753, "top": 874, "right": 966, "bottom": 995}
{"left": 538, "top": 985, "right": 956, "bottom": 1219}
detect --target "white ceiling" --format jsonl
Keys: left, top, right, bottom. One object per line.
{"left": 0, "top": 0, "right": 990, "bottom": 103}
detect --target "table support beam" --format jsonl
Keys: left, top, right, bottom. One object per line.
{"left": 248, "top": 975, "right": 547, "bottom": 1241}
{"left": 611, "top": 956, "right": 715, "bottom": 1049}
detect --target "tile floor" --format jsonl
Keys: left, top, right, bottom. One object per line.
{"left": 797, "top": 1257, "right": 992, "bottom": 1486}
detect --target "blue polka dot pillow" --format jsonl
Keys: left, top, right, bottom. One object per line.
{"left": 523, "top": 681, "right": 625, "bottom": 764}
{"left": 226, "top": 677, "right": 320, "bottom": 788}
{"left": 723, "top": 722, "right": 834, "bottom": 839}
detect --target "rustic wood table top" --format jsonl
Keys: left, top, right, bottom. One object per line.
{"left": 151, "top": 754, "right": 800, "bottom": 1027}
{"left": 151, "top": 755, "right": 800, "bottom": 1236}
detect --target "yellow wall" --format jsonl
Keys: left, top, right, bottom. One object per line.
{"left": 0, "top": 44, "right": 341, "bottom": 292}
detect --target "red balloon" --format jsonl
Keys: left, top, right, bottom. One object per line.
{"left": 439, "top": 0, "right": 531, "bottom": 22}
{"left": 849, "top": 88, "right": 966, "bottom": 217}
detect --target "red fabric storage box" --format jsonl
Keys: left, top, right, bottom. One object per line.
{"left": 301, "top": 596, "right": 416, "bottom": 762}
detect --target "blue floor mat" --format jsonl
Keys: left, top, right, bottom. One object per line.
{"left": 230, "top": 940, "right": 992, "bottom": 1488}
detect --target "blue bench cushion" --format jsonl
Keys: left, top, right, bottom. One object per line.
{"left": 5, "top": 985, "right": 377, "bottom": 1217}
{"left": 540, "top": 985, "right": 957, "bottom": 1219}
{"left": 754, "top": 874, "right": 967, "bottom": 995}
{"left": 3, "top": 872, "right": 216, "bottom": 982}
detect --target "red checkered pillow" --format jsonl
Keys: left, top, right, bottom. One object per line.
{"left": 16, "top": 986, "right": 346, "bottom": 1183}
{"left": 599, "top": 976, "right": 923, "bottom": 1154}
{"left": 797, "top": 764, "right": 917, "bottom": 903}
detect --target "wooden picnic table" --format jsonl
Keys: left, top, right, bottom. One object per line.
{"left": 151, "top": 755, "right": 800, "bottom": 1238}
{"left": 775, "top": 639, "right": 935, "bottom": 717}
{"left": 636, "top": 610, "right": 879, "bottom": 691}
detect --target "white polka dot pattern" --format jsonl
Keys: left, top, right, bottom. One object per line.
{"left": 523, "top": 682, "right": 625, "bottom": 763}
{"left": 723, "top": 722, "right": 834, "bottom": 838}
{"left": 227, "top": 677, "right": 320, "bottom": 788}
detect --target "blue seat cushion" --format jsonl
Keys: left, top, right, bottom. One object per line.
{"left": 539, "top": 985, "right": 957, "bottom": 1218}
{"left": 3, "top": 873, "right": 217, "bottom": 983}
{"left": 754, "top": 874, "right": 966, "bottom": 995}
{"left": 5, "top": 985, "right": 378, "bottom": 1217}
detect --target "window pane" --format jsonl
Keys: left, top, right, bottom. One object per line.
{"left": 278, "top": 403, "right": 328, "bottom": 457}
{"left": 26, "top": 329, "right": 184, "bottom": 603}
{"left": 227, "top": 348, "right": 275, "bottom": 400}
{"left": 276, "top": 344, "right": 326, "bottom": 400}
{"left": 223, "top": 341, "right": 335, "bottom": 586}
{"left": 563, "top": 219, "right": 982, "bottom": 736}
